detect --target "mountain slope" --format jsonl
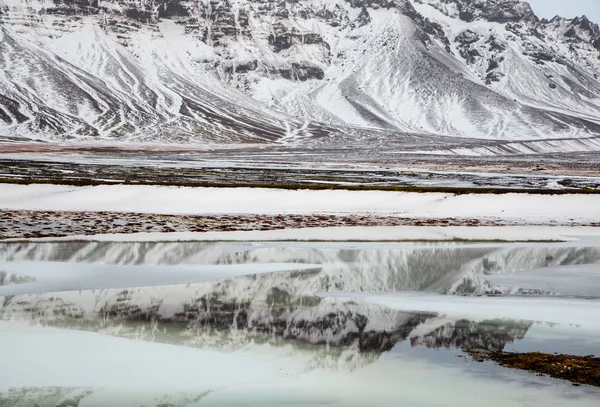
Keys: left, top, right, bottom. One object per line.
{"left": 0, "top": 0, "right": 599, "bottom": 144}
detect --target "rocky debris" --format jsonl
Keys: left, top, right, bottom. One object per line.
{"left": 456, "top": 29, "right": 480, "bottom": 45}
{"left": 220, "top": 59, "right": 259, "bottom": 74}
{"left": 269, "top": 23, "right": 329, "bottom": 53}
{"left": 280, "top": 62, "right": 326, "bottom": 81}
{"left": 268, "top": 22, "right": 293, "bottom": 51}
{"left": 316, "top": 4, "right": 346, "bottom": 27}
{"left": 234, "top": 59, "right": 258, "bottom": 73}
{"left": 400, "top": 0, "right": 452, "bottom": 52}
{"left": 346, "top": 0, "right": 396, "bottom": 9}
{"left": 1, "top": 207, "right": 598, "bottom": 241}
{"left": 466, "top": 350, "right": 600, "bottom": 388}
{"left": 431, "top": 0, "right": 539, "bottom": 24}
{"left": 157, "top": 0, "right": 191, "bottom": 19}
{"left": 485, "top": 71, "right": 503, "bottom": 84}
{"left": 460, "top": 47, "right": 481, "bottom": 65}
{"left": 456, "top": 30, "right": 481, "bottom": 64}
{"left": 0, "top": 210, "right": 503, "bottom": 240}
{"left": 353, "top": 7, "right": 371, "bottom": 28}
{"left": 486, "top": 35, "right": 507, "bottom": 52}
{"left": 542, "top": 14, "right": 600, "bottom": 51}
{"left": 273, "top": 3, "right": 290, "bottom": 19}
{"left": 526, "top": 51, "right": 554, "bottom": 62}
{"left": 487, "top": 59, "right": 499, "bottom": 72}
{"left": 565, "top": 16, "right": 600, "bottom": 41}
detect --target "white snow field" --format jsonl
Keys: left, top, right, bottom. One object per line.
{"left": 1, "top": 184, "right": 599, "bottom": 224}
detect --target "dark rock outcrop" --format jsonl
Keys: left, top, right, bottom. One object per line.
{"left": 280, "top": 62, "right": 325, "bottom": 81}
{"left": 354, "top": 7, "right": 371, "bottom": 28}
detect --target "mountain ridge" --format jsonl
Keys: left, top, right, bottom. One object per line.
{"left": 0, "top": 0, "right": 599, "bottom": 145}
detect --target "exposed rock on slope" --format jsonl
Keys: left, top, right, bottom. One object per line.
{"left": 0, "top": 0, "right": 599, "bottom": 143}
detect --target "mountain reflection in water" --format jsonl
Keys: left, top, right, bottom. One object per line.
{"left": 1, "top": 241, "right": 599, "bottom": 407}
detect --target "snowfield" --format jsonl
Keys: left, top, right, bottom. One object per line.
{"left": 1, "top": 184, "right": 598, "bottom": 225}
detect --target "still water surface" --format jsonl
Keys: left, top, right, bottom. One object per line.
{"left": 1, "top": 240, "right": 599, "bottom": 406}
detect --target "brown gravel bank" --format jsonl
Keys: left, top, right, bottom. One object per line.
{"left": 467, "top": 350, "right": 600, "bottom": 387}
{"left": 5, "top": 209, "right": 591, "bottom": 240}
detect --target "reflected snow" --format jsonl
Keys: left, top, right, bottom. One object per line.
{"left": 1, "top": 240, "right": 599, "bottom": 406}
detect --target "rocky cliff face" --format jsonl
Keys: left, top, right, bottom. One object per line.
{"left": 0, "top": 0, "right": 599, "bottom": 144}
{"left": 417, "top": 0, "right": 539, "bottom": 23}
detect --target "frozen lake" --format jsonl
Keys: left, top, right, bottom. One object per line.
{"left": 1, "top": 240, "right": 599, "bottom": 406}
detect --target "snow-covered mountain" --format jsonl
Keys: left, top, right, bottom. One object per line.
{"left": 0, "top": 0, "right": 599, "bottom": 143}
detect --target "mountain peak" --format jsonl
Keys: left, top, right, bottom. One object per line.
{"left": 415, "top": 0, "right": 538, "bottom": 23}
{"left": 0, "top": 0, "right": 599, "bottom": 143}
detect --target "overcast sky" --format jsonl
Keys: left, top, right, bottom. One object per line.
{"left": 527, "top": 0, "right": 600, "bottom": 23}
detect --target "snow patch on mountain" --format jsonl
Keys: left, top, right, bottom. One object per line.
{"left": 0, "top": 0, "right": 599, "bottom": 143}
